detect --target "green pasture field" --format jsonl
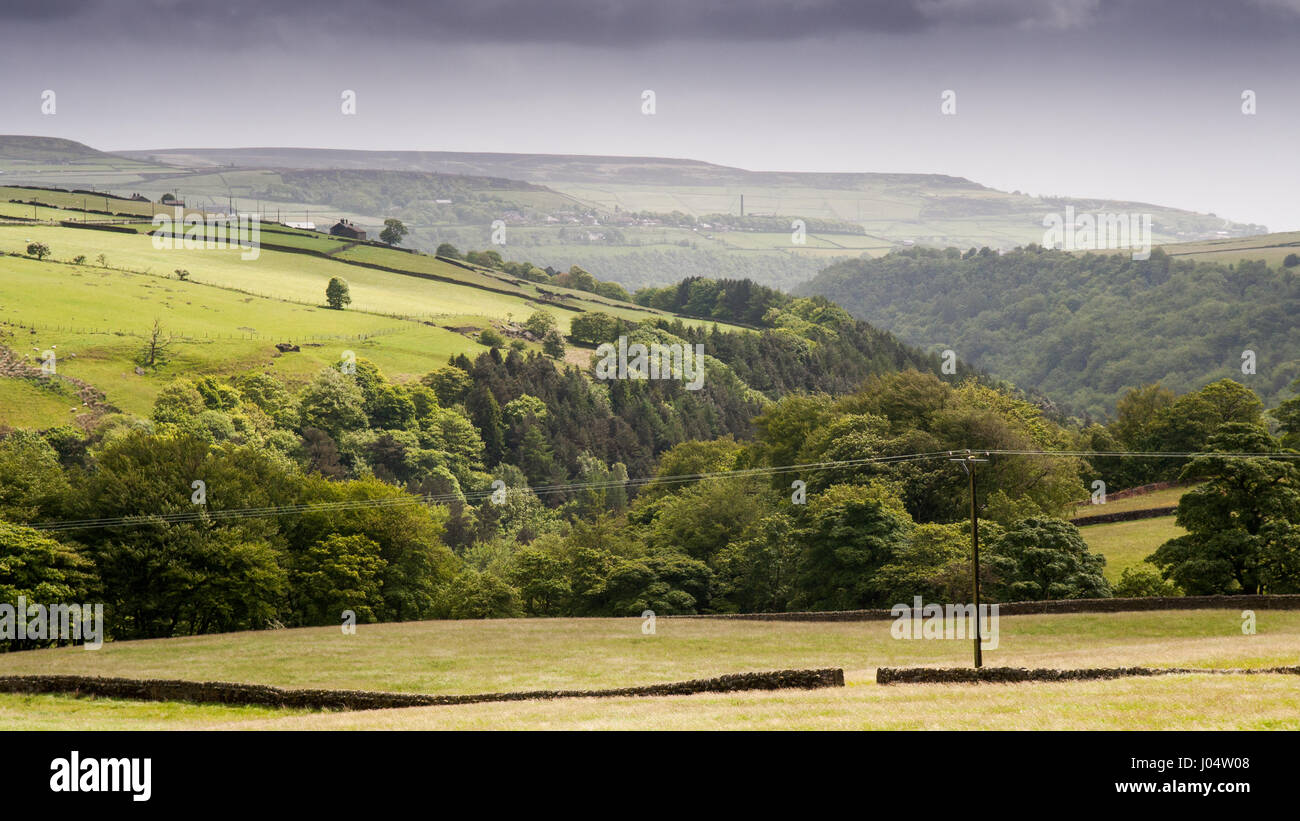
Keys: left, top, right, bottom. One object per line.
{"left": 0, "top": 253, "right": 482, "bottom": 417}
{"left": 1080, "top": 515, "right": 1185, "bottom": 583}
{"left": 0, "top": 226, "right": 563, "bottom": 326}
{"left": 0, "top": 224, "right": 718, "bottom": 329}
{"left": 1072, "top": 484, "right": 1191, "bottom": 516}
{"left": 0, "top": 186, "right": 167, "bottom": 218}
{"left": 1157, "top": 231, "right": 1300, "bottom": 268}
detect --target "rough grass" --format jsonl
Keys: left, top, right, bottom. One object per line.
{"left": 0, "top": 692, "right": 306, "bottom": 730}
{"left": 3, "top": 610, "right": 1293, "bottom": 729}
{"left": 8, "top": 675, "right": 1297, "bottom": 731}
{"left": 2, "top": 610, "right": 1292, "bottom": 694}
{"left": 221, "top": 674, "right": 1300, "bottom": 730}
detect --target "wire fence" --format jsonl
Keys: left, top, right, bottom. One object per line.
{"left": 2, "top": 320, "right": 405, "bottom": 344}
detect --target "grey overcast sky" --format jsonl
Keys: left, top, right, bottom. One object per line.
{"left": 1, "top": 0, "right": 1297, "bottom": 229}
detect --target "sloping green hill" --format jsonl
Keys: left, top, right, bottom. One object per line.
{"left": 0, "top": 215, "right": 750, "bottom": 426}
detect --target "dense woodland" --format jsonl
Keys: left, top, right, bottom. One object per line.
{"left": 803, "top": 246, "right": 1300, "bottom": 417}
{"left": 3, "top": 264, "right": 1300, "bottom": 648}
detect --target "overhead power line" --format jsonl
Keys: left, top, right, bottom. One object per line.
{"left": 26, "top": 448, "right": 1299, "bottom": 533}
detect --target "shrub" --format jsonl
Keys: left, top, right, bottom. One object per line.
{"left": 1114, "top": 565, "right": 1180, "bottom": 597}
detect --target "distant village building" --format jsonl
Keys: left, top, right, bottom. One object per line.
{"left": 285, "top": 221, "right": 316, "bottom": 230}
{"left": 329, "top": 219, "right": 367, "bottom": 240}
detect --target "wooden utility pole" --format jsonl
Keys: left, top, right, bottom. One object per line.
{"left": 950, "top": 451, "right": 989, "bottom": 668}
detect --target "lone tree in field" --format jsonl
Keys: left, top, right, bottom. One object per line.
{"left": 379, "top": 218, "right": 409, "bottom": 247}
{"left": 139, "top": 319, "right": 175, "bottom": 368}
{"left": 26, "top": 242, "right": 50, "bottom": 261}
{"left": 325, "top": 277, "right": 352, "bottom": 310}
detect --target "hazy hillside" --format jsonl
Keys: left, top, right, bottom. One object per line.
{"left": 119, "top": 144, "right": 1268, "bottom": 284}
{"left": 1, "top": 136, "right": 1269, "bottom": 293}
{"left": 124, "top": 145, "right": 1264, "bottom": 235}
{"left": 125, "top": 145, "right": 983, "bottom": 188}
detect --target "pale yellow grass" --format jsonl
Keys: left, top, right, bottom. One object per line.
{"left": 4, "top": 612, "right": 1297, "bottom": 696}
{"left": 4, "top": 611, "right": 1296, "bottom": 730}
{"left": 193, "top": 675, "right": 1300, "bottom": 730}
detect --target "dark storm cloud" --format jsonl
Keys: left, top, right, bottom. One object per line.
{"left": 0, "top": 0, "right": 95, "bottom": 21}
{"left": 7, "top": 0, "right": 1299, "bottom": 46}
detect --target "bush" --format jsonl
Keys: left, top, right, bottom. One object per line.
{"left": 478, "top": 327, "right": 504, "bottom": 348}
{"left": 26, "top": 242, "right": 50, "bottom": 260}
{"left": 436, "top": 570, "right": 522, "bottom": 619}
{"left": 1114, "top": 565, "right": 1181, "bottom": 597}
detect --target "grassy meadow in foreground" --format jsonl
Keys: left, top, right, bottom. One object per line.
{"left": 1, "top": 607, "right": 1295, "bottom": 731}
{"left": 220, "top": 674, "right": 1300, "bottom": 731}
{"left": 4, "top": 674, "right": 1298, "bottom": 730}
{"left": 2, "top": 610, "right": 1292, "bottom": 696}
